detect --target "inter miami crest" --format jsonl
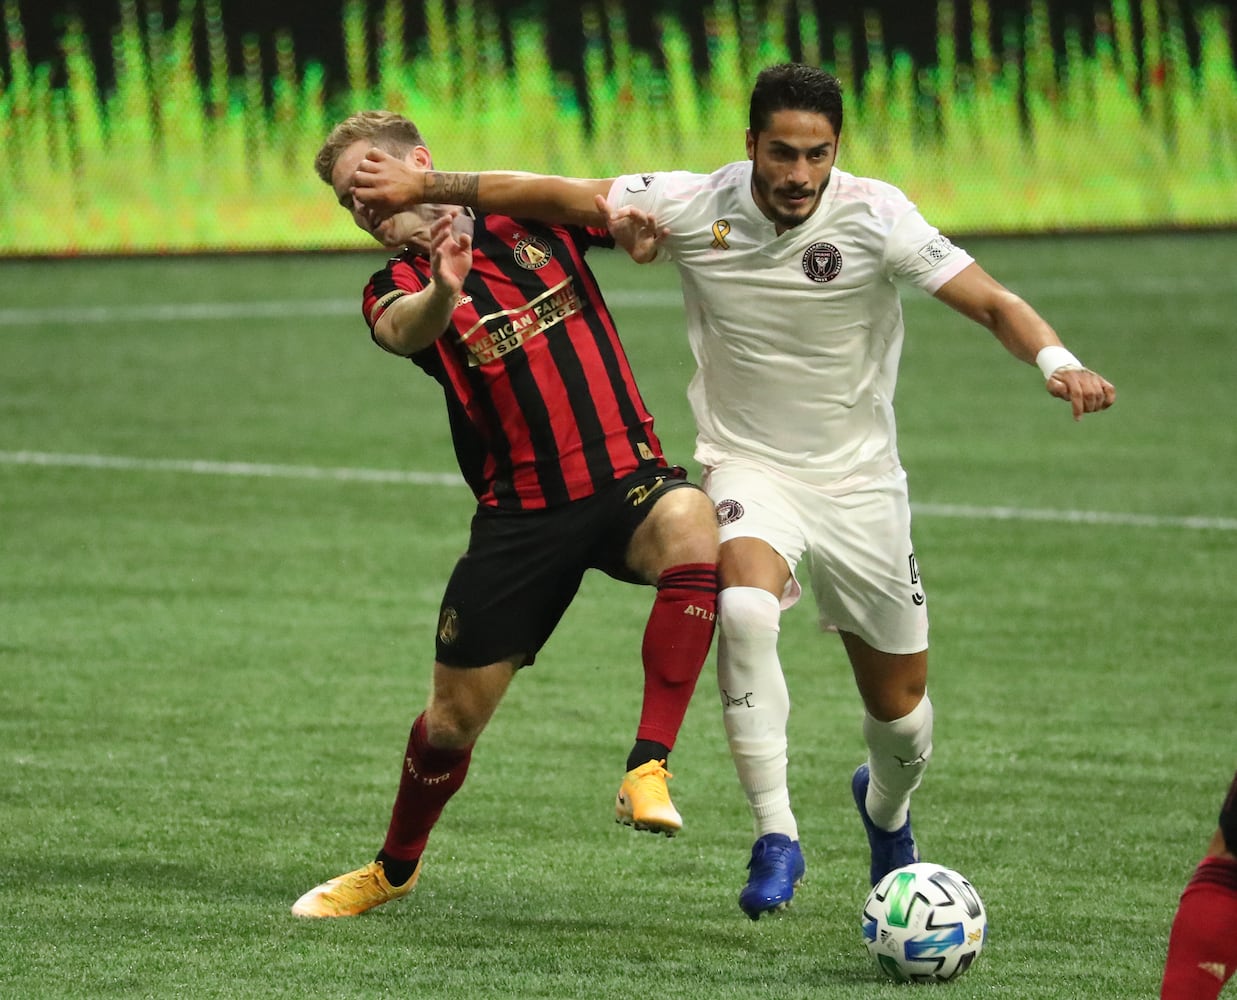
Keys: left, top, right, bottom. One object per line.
{"left": 715, "top": 498, "right": 745, "bottom": 526}
{"left": 802, "top": 241, "right": 843, "bottom": 283}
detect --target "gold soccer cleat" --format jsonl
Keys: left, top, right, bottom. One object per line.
{"left": 615, "top": 759, "right": 682, "bottom": 836}
{"left": 290, "top": 859, "right": 421, "bottom": 918}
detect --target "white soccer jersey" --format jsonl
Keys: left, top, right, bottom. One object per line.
{"left": 608, "top": 163, "right": 973, "bottom": 488}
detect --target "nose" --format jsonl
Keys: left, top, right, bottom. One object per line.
{"left": 787, "top": 156, "right": 811, "bottom": 186}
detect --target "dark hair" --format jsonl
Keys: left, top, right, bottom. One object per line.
{"left": 314, "top": 110, "right": 426, "bottom": 184}
{"left": 749, "top": 63, "right": 844, "bottom": 137}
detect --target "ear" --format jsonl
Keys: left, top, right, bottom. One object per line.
{"left": 408, "top": 145, "right": 433, "bottom": 169}
{"left": 745, "top": 129, "right": 756, "bottom": 161}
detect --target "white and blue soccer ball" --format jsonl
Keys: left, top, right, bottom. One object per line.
{"left": 862, "top": 862, "right": 987, "bottom": 983}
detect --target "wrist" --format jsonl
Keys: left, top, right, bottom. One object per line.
{"left": 427, "top": 273, "right": 457, "bottom": 298}
{"left": 1035, "top": 345, "right": 1083, "bottom": 380}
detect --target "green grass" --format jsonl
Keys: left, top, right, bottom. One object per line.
{"left": 1, "top": 233, "right": 1234, "bottom": 997}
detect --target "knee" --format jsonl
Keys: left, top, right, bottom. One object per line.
{"left": 646, "top": 489, "right": 720, "bottom": 568}
{"left": 865, "top": 686, "right": 930, "bottom": 726}
{"left": 718, "top": 586, "right": 781, "bottom": 648}
{"left": 423, "top": 700, "right": 485, "bottom": 749}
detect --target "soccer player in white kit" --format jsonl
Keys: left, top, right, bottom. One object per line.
{"left": 348, "top": 62, "right": 1117, "bottom": 920}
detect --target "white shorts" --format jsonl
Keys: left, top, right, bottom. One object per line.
{"left": 704, "top": 457, "right": 928, "bottom": 654}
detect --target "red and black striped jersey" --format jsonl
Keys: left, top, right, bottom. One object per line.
{"left": 362, "top": 215, "right": 668, "bottom": 510}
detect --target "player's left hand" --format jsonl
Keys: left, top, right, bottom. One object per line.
{"left": 353, "top": 148, "right": 425, "bottom": 220}
{"left": 594, "top": 195, "right": 668, "bottom": 264}
{"left": 1045, "top": 367, "right": 1116, "bottom": 420}
{"left": 428, "top": 211, "right": 473, "bottom": 290}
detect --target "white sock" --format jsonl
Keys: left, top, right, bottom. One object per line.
{"left": 717, "top": 586, "right": 798, "bottom": 841}
{"left": 862, "top": 693, "right": 933, "bottom": 831}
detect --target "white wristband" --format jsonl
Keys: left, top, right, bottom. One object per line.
{"left": 1035, "top": 345, "right": 1084, "bottom": 380}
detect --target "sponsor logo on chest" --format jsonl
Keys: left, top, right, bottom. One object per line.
{"left": 458, "top": 277, "right": 582, "bottom": 366}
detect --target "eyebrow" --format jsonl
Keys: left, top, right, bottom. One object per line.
{"left": 768, "top": 139, "right": 834, "bottom": 155}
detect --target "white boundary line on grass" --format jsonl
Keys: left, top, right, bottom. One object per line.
{"left": 910, "top": 502, "right": 1236, "bottom": 531}
{"left": 0, "top": 291, "right": 687, "bottom": 326}
{"left": 2, "top": 449, "right": 1234, "bottom": 532}
{"left": 0, "top": 449, "right": 461, "bottom": 488}
{"left": 0, "top": 272, "right": 1222, "bottom": 328}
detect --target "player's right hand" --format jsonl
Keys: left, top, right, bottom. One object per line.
{"left": 1045, "top": 367, "right": 1116, "bottom": 420}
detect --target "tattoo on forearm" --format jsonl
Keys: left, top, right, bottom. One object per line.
{"left": 425, "top": 172, "right": 480, "bottom": 206}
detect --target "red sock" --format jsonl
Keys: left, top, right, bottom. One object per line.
{"left": 634, "top": 563, "right": 718, "bottom": 749}
{"left": 381, "top": 713, "right": 473, "bottom": 862}
{"left": 1161, "top": 856, "right": 1237, "bottom": 999}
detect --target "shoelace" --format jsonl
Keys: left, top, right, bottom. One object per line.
{"left": 341, "top": 865, "right": 386, "bottom": 895}
{"left": 634, "top": 764, "right": 673, "bottom": 803}
{"left": 752, "top": 841, "right": 794, "bottom": 870}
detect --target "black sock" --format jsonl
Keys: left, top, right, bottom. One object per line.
{"left": 626, "top": 740, "right": 671, "bottom": 773}
{"left": 376, "top": 850, "right": 420, "bottom": 887}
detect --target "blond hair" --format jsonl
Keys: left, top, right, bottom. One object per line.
{"left": 313, "top": 111, "right": 426, "bottom": 184}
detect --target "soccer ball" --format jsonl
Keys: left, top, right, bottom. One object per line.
{"left": 861, "top": 862, "right": 987, "bottom": 983}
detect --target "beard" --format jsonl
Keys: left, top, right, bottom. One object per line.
{"left": 751, "top": 169, "right": 825, "bottom": 230}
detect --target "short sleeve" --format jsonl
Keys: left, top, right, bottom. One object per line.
{"left": 884, "top": 209, "right": 974, "bottom": 294}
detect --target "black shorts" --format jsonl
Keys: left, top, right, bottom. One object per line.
{"left": 434, "top": 464, "right": 699, "bottom": 668}
{"left": 1220, "top": 769, "right": 1237, "bottom": 854}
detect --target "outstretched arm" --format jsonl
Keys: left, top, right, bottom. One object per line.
{"left": 934, "top": 262, "right": 1116, "bottom": 420}
{"left": 353, "top": 149, "right": 612, "bottom": 228}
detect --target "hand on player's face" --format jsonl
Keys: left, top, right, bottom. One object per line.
{"left": 330, "top": 140, "right": 432, "bottom": 248}
{"left": 353, "top": 148, "right": 426, "bottom": 221}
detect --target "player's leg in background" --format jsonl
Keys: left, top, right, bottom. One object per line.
{"left": 808, "top": 469, "right": 930, "bottom": 884}
{"left": 845, "top": 634, "right": 931, "bottom": 885}
{"left": 846, "top": 636, "right": 931, "bottom": 829}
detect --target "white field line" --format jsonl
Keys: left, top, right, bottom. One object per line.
{"left": 0, "top": 450, "right": 460, "bottom": 488}
{"left": 0, "top": 269, "right": 1226, "bottom": 327}
{"left": 0, "top": 291, "right": 687, "bottom": 327}
{"left": 911, "top": 502, "right": 1236, "bottom": 532}
{"left": 2, "top": 449, "right": 1233, "bottom": 532}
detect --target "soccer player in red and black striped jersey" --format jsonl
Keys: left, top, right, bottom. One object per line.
{"left": 1160, "top": 769, "right": 1237, "bottom": 999}
{"left": 290, "top": 112, "right": 719, "bottom": 918}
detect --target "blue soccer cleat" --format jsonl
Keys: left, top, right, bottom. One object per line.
{"left": 738, "top": 833, "right": 805, "bottom": 920}
{"left": 852, "top": 762, "right": 919, "bottom": 886}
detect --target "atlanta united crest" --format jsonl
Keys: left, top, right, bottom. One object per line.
{"left": 802, "top": 241, "right": 843, "bottom": 283}
{"left": 514, "top": 235, "right": 552, "bottom": 270}
{"left": 438, "top": 606, "right": 460, "bottom": 645}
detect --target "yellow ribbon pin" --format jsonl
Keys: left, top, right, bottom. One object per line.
{"left": 710, "top": 219, "right": 731, "bottom": 249}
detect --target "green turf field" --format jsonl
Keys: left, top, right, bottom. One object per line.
{"left": 1, "top": 234, "right": 1233, "bottom": 998}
